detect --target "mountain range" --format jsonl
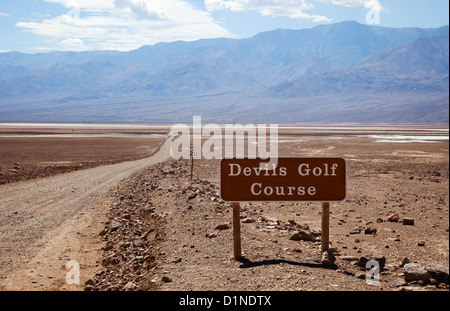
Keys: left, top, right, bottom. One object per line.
{"left": 0, "top": 21, "right": 448, "bottom": 124}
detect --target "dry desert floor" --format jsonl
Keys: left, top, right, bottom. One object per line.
{"left": 0, "top": 124, "right": 448, "bottom": 292}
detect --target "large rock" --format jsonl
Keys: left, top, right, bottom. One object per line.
{"left": 357, "top": 254, "right": 386, "bottom": 270}
{"left": 321, "top": 251, "right": 336, "bottom": 265}
{"left": 425, "top": 264, "right": 449, "bottom": 284}
{"left": 289, "top": 230, "right": 318, "bottom": 242}
{"left": 403, "top": 263, "right": 430, "bottom": 283}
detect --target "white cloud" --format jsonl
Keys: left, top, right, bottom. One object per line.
{"left": 205, "top": 0, "right": 332, "bottom": 21}
{"left": 60, "top": 38, "right": 89, "bottom": 51}
{"left": 205, "top": 0, "right": 385, "bottom": 21}
{"left": 317, "top": 0, "right": 385, "bottom": 12}
{"left": 0, "top": 12, "right": 11, "bottom": 17}
{"left": 16, "top": 0, "right": 235, "bottom": 51}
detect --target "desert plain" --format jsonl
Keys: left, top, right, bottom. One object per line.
{"left": 0, "top": 123, "right": 448, "bottom": 291}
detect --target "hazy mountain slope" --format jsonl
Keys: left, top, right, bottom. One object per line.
{"left": 0, "top": 21, "right": 448, "bottom": 97}
{"left": 0, "top": 21, "right": 448, "bottom": 123}
{"left": 267, "top": 34, "right": 449, "bottom": 98}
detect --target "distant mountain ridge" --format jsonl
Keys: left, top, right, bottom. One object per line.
{"left": 0, "top": 21, "right": 448, "bottom": 123}
{"left": 267, "top": 34, "right": 449, "bottom": 98}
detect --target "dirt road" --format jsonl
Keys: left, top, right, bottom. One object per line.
{"left": 0, "top": 135, "right": 173, "bottom": 290}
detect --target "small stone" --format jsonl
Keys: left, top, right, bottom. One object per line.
{"left": 215, "top": 223, "right": 230, "bottom": 230}
{"left": 418, "top": 240, "right": 425, "bottom": 247}
{"left": 285, "top": 248, "right": 302, "bottom": 253}
{"left": 162, "top": 276, "right": 172, "bottom": 283}
{"left": 110, "top": 221, "right": 122, "bottom": 231}
{"left": 84, "top": 279, "right": 95, "bottom": 286}
{"left": 402, "top": 218, "right": 415, "bottom": 226}
{"left": 123, "top": 281, "right": 137, "bottom": 290}
{"left": 242, "top": 218, "right": 255, "bottom": 223}
{"left": 403, "top": 263, "right": 430, "bottom": 283}
{"left": 364, "top": 226, "right": 377, "bottom": 235}
{"left": 401, "top": 258, "right": 411, "bottom": 267}
{"left": 393, "top": 278, "right": 407, "bottom": 287}
{"left": 357, "top": 254, "right": 386, "bottom": 270}
{"left": 350, "top": 227, "right": 361, "bottom": 235}
{"left": 387, "top": 213, "right": 400, "bottom": 222}
{"left": 328, "top": 248, "right": 340, "bottom": 256}
{"left": 355, "top": 272, "right": 366, "bottom": 280}
{"left": 206, "top": 232, "right": 217, "bottom": 238}
{"left": 321, "top": 251, "right": 336, "bottom": 265}
{"left": 289, "top": 230, "right": 318, "bottom": 242}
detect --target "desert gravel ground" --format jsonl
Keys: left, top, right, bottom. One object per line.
{"left": 0, "top": 136, "right": 172, "bottom": 290}
{"left": 89, "top": 135, "right": 449, "bottom": 292}
{"left": 0, "top": 127, "right": 448, "bottom": 292}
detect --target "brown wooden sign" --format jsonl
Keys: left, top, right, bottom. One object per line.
{"left": 220, "top": 158, "right": 346, "bottom": 202}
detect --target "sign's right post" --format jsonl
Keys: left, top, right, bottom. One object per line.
{"left": 321, "top": 202, "right": 330, "bottom": 254}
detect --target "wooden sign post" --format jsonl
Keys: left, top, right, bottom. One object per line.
{"left": 321, "top": 202, "right": 330, "bottom": 253}
{"left": 232, "top": 202, "right": 242, "bottom": 260}
{"left": 220, "top": 158, "right": 346, "bottom": 261}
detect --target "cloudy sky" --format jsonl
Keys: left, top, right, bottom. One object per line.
{"left": 0, "top": 0, "right": 448, "bottom": 53}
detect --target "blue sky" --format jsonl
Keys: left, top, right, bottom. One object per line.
{"left": 0, "top": 0, "right": 448, "bottom": 53}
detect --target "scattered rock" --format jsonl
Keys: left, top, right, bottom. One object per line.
{"left": 350, "top": 227, "right": 361, "bottom": 235}
{"left": 110, "top": 221, "right": 122, "bottom": 231}
{"left": 355, "top": 272, "right": 366, "bottom": 280}
{"left": 357, "top": 254, "right": 386, "bottom": 270}
{"left": 289, "top": 230, "right": 318, "bottom": 242}
{"left": 425, "top": 264, "right": 449, "bottom": 284}
{"left": 328, "top": 248, "right": 341, "bottom": 256}
{"left": 401, "top": 258, "right": 411, "bottom": 267}
{"left": 215, "top": 223, "right": 230, "bottom": 230}
{"left": 393, "top": 278, "right": 407, "bottom": 287}
{"left": 387, "top": 213, "right": 400, "bottom": 222}
{"left": 123, "top": 281, "right": 138, "bottom": 290}
{"left": 364, "top": 226, "right": 377, "bottom": 235}
{"left": 418, "top": 240, "right": 425, "bottom": 247}
{"left": 402, "top": 218, "right": 415, "bottom": 226}
{"left": 162, "top": 276, "right": 172, "bottom": 283}
{"left": 258, "top": 216, "right": 280, "bottom": 226}
{"left": 242, "top": 218, "right": 255, "bottom": 223}
{"left": 403, "top": 263, "right": 430, "bottom": 283}
{"left": 321, "top": 251, "right": 336, "bottom": 265}
{"left": 285, "top": 248, "right": 302, "bottom": 253}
